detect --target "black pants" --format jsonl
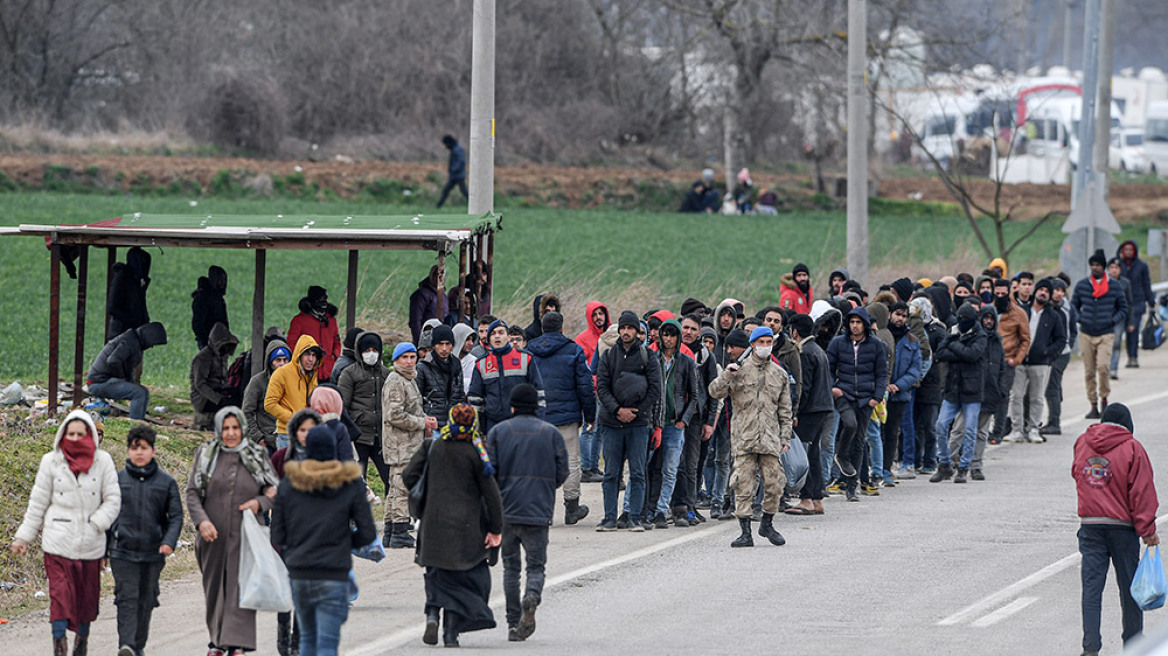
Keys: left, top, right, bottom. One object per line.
{"left": 641, "top": 444, "right": 664, "bottom": 518}
{"left": 834, "top": 397, "right": 872, "bottom": 491}
{"left": 110, "top": 558, "right": 164, "bottom": 651}
{"left": 881, "top": 400, "right": 909, "bottom": 474}
{"left": 1045, "top": 352, "right": 1071, "bottom": 428}
{"left": 437, "top": 178, "right": 468, "bottom": 208}
{"left": 354, "top": 441, "right": 390, "bottom": 489}
{"left": 1079, "top": 524, "right": 1143, "bottom": 652}
{"left": 671, "top": 422, "right": 704, "bottom": 512}
{"left": 795, "top": 411, "right": 831, "bottom": 500}
{"left": 502, "top": 523, "right": 548, "bottom": 627}
{"left": 992, "top": 365, "right": 1016, "bottom": 436}
{"left": 913, "top": 401, "right": 940, "bottom": 468}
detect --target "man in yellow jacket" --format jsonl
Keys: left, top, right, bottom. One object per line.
{"left": 265, "top": 335, "right": 324, "bottom": 450}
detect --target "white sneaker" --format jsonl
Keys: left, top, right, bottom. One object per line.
{"left": 365, "top": 487, "right": 381, "bottom": 504}
{"left": 1004, "top": 431, "right": 1028, "bottom": 443}
{"left": 896, "top": 467, "right": 917, "bottom": 480}
{"left": 1026, "top": 428, "right": 1046, "bottom": 443}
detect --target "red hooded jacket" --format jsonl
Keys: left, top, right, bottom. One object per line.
{"left": 575, "top": 301, "right": 610, "bottom": 364}
{"left": 1072, "top": 422, "right": 1158, "bottom": 537}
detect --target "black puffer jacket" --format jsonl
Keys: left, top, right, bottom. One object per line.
{"left": 416, "top": 352, "right": 467, "bottom": 427}
{"left": 796, "top": 336, "right": 834, "bottom": 415}
{"left": 1073, "top": 274, "right": 1129, "bottom": 337}
{"left": 1022, "top": 303, "right": 1067, "bottom": 366}
{"left": 338, "top": 331, "right": 390, "bottom": 446}
{"left": 596, "top": 340, "right": 663, "bottom": 428}
{"left": 108, "top": 460, "right": 183, "bottom": 563}
{"left": 978, "top": 306, "right": 1010, "bottom": 409}
{"left": 271, "top": 459, "right": 374, "bottom": 581}
{"left": 936, "top": 306, "right": 987, "bottom": 404}
{"left": 915, "top": 319, "right": 948, "bottom": 405}
{"left": 87, "top": 322, "right": 168, "bottom": 383}
{"left": 825, "top": 306, "right": 889, "bottom": 406}
{"left": 486, "top": 414, "right": 569, "bottom": 526}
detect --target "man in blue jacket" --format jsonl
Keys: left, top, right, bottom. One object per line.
{"left": 826, "top": 306, "right": 889, "bottom": 502}
{"left": 487, "top": 384, "right": 568, "bottom": 643}
{"left": 469, "top": 319, "right": 546, "bottom": 434}
{"left": 1117, "top": 240, "right": 1155, "bottom": 368}
{"left": 525, "top": 312, "right": 595, "bottom": 525}
{"left": 436, "top": 135, "right": 467, "bottom": 209}
{"left": 882, "top": 303, "right": 922, "bottom": 484}
{"left": 1073, "top": 249, "right": 1129, "bottom": 419}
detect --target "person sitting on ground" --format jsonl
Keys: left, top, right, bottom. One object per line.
{"left": 87, "top": 322, "right": 168, "bottom": 420}
{"left": 190, "top": 322, "right": 241, "bottom": 430}
{"left": 679, "top": 181, "right": 709, "bottom": 213}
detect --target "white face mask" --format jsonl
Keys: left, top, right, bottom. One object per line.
{"left": 752, "top": 346, "right": 772, "bottom": 360}
{"left": 362, "top": 352, "right": 380, "bottom": 366}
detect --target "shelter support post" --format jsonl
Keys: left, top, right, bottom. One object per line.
{"left": 457, "top": 242, "right": 468, "bottom": 323}
{"left": 104, "top": 247, "right": 116, "bottom": 341}
{"left": 73, "top": 246, "right": 88, "bottom": 406}
{"left": 486, "top": 231, "right": 495, "bottom": 314}
{"left": 251, "top": 250, "right": 266, "bottom": 378}
{"left": 437, "top": 248, "right": 447, "bottom": 320}
{"left": 347, "top": 250, "right": 358, "bottom": 334}
{"left": 48, "top": 243, "right": 61, "bottom": 416}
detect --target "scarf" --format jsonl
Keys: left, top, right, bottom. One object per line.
{"left": 889, "top": 323, "right": 909, "bottom": 341}
{"left": 441, "top": 407, "right": 495, "bottom": 477}
{"left": 61, "top": 435, "right": 96, "bottom": 477}
{"left": 396, "top": 364, "right": 417, "bottom": 380}
{"left": 1090, "top": 274, "right": 1109, "bottom": 299}
{"left": 193, "top": 437, "right": 280, "bottom": 499}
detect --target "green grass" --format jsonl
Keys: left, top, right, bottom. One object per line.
{"left": 0, "top": 191, "right": 1158, "bottom": 388}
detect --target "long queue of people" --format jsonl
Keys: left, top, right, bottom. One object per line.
{"left": 10, "top": 238, "right": 1162, "bottom": 656}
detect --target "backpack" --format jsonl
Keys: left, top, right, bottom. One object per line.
{"left": 227, "top": 352, "right": 251, "bottom": 394}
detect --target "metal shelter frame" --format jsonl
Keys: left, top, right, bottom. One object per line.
{"left": 3, "top": 212, "right": 500, "bottom": 416}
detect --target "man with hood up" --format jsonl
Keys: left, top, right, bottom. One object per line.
{"left": 825, "top": 267, "right": 849, "bottom": 300}
{"left": 1117, "top": 240, "right": 1155, "bottom": 368}
{"left": 523, "top": 294, "right": 561, "bottom": 342}
{"left": 1072, "top": 403, "right": 1159, "bottom": 655}
{"left": 826, "top": 306, "right": 888, "bottom": 502}
{"left": 191, "top": 266, "right": 229, "bottom": 350}
{"left": 190, "top": 322, "right": 241, "bottom": 430}
{"left": 945, "top": 305, "right": 1008, "bottom": 480}
{"left": 339, "top": 330, "right": 393, "bottom": 495}
{"left": 330, "top": 327, "right": 365, "bottom": 384}
{"left": 107, "top": 246, "right": 152, "bottom": 340}
{"left": 862, "top": 301, "right": 895, "bottom": 490}
{"left": 779, "top": 264, "right": 814, "bottom": 315}
{"left": 930, "top": 303, "right": 987, "bottom": 484}
{"left": 242, "top": 338, "right": 290, "bottom": 452}
{"left": 87, "top": 322, "right": 168, "bottom": 420}
{"left": 575, "top": 301, "right": 610, "bottom": 482}
{"left": 409, "top": 265, "right": 446, "bottom": 344}
{"left": 265, "top": 335, "right": 325, "bottom": 450}
{"left": 712, "top": 298, "right": 744, "bottom": 364}
{"left": 574, "top": 301, "right": 610, "bottom": 365}
{"left": 288, "top": 286, "right": 341, "bottom": 382}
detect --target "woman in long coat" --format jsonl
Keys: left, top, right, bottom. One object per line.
{"left": 402, "top": 403, "right": 503, "bottom": 648}
{"left": 186, "top": 407, "right": 280, "bottom": 656}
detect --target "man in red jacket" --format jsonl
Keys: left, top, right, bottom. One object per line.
{"left": 1073, "top": 403, "right": 1159, "bottom": 656}
{"left": 288, "top": 286, "right": 342, "bottom": 382}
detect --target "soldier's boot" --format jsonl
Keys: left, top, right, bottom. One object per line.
{"left": 564, "top": 498, "right": 589, "bottom": 525}
{"left": 758, "top": 513, "right": 786, "bottom": 546}
{"left": 730, "top": 517, "right": 754, "bottom": 548}
{"left": 388, "top": 522, "right": 416, "bottom": 549}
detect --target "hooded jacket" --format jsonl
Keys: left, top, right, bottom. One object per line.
{"left": 108, "top": 457, "right": 183, "bottom": 563}
{"left": 381, "top": 365, "right": 427, "bottom": 465}
{"left": 996, "top": 295, "right": 1031, "bottom": 363}
{"left": 924, "top": 285, "right": 954, "bottom": 327}
{"left": 866, "top": 302, "right": 896, "bottom": 374}
{"left": 408, "top": 273, "right": 445, "bottom": 344}
{"left": 887, "top": 323, "right": 922, "bottom": 403}
{"left": 574, "top": 301, "right": 610, "bottom": 364}
{"left": 811, "top": 302, "right": 843, "bottom": 352}
{"left": 779, "top": 273, "right": 813, "bottom": 315}
{"left": 1022, "top": 300, "right": 1067, "bottom": 366}
{"left": 417, "top": 350, "right": 468, "bottom": 427}
{"left": 265, "top": 335, "right": 322, "bottom": 434}
{"left": 1073, "top": 273, "right": 1130, "bottom": 337}
{"left": 916, "top": 317, "right": 949, "bottom": 406}
{"left": 708, "top": 348, "right": 793, "bottom": 456}
{"left": 712, "top": 298, "right": 743, "bottom": 365}
{"left": 1073, "top": 422, "right": 1158, "bottom": 537}
{"left": 796, "top": 335, "right": 834, "bottom": 415}
{"left": 190, "top": 322, "right": 240, "bottom": 413}
{"left": 1118, "top": 240, "right": 1155, "bottom": 308}
{"left": 978, "top": 306, "right": 1010, "bottom": 409}
{"left": 936, "top": 307, "right": 988, "bottom": 404}
{"left": 338, "top": 331, "right": 391, "bottom": 446}
{"left": 87, "top": 322, "right": 168, "bottom": 384}
{"left": 655, "top": 328, "right": 704, "bottom": 428}
{"left": 823, "top": 267, "right": 850, "bottom": 300}
{"left": 988, "top": 257, "right": 1009, "bottom": 278}
{"left": 242, "top": 338, "right": 289, "bottom": 449}
{"left": 596, "top": 337, "right": 663, "bottom": 429}
{"left": 288, "top": 296, "right": 341, "bottom": 381}
{"left": 191, "top": 266, "right": 228, "bottom": 349}
{"left": 271, "top": 458, "right": 373, "bottom": 581}
{"left": 487, "top": 414, "right": 569, "bottom": 526}
{"left": 523, "top": 293, "right": 561, "bottom": 342}
{"left": 526, "top": 329, "right": 596, "bottom": 427}
{"left": 329, "top": 327, "right": 365, "bottom": 385}
{"left": 15, "top": 410, "right": 121, "bottom": 560}
{"left": 826, "top": 306, "right": 889, "bottom": 406}
{"left": 107, "top": 246, "right": 151, "bottom": 338}
{"left": 468, "top": 344, "right": 546, "bottom": 428}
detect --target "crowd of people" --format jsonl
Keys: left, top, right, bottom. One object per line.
{"left": 11, "top": 237, "right": 1166, "bottom": 655}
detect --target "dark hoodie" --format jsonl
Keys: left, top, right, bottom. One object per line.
{"left": 977, "top": 306, "right": 1010, "bottom": 409}
{"left": 524, "top": 293, "right": 561, "bottom": 342}
{"left": 107, "top": 246, "right": 151, "bottom": 338}
{"left": 825, "top": 306, "right": 888, "bottom": 406}
{"left": 935, "top": 304, "right": 987, "bottom": 404}
{"left": 824, "top": 267, "right": 850, "bottom": 300}
{"left": 88, "top": 322, "right": 168, "bottom": 384}
{"left": 924, "top": 285, "right": 954, "bottom": 328}
{"left": 1118, "top": 240, "right": 1155, "bottom": 308}
{"left": 813, "top": 305, "right": 843, "bottom": 352}
{"left": 191, "top": 266, "right": 229, "bottom": 349}
{"left": 190, "top": 322, "right": 240, "bottom": 412}
{"left": 337, "top": 331, "right": 390, "bottom": 445}
{"left": 329, "top": 327, "right": 365, "bottom": 385}
{"left": 1073, "top": 420, "right": 1158, "bottom": 537}
{"left": 408, "top": 269, "right": 445, "bottom": 343}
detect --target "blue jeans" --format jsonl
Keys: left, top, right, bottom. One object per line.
{"left": 822, "top": 409, "right": 839, "bottom": 484}
{"left": 276, "top": 434, "right": 289, "bottom": 451}
{"left": 1110, "top": 321, "right": 1125, "bottom": 373}
{"left": 653, "top": 426, "right": 686, "bottom": 516}
{"left": 580, "top": 411, "right": 599, "bottom": 471}
{"left": 291, "top": 578, "right": 351, "bottom": 656}
{"left": 935, "top": 400, "right": 980, "bottom": 470}
{"left": 866, "top": 418, "right": 884, "bottom": 481}
{"left": 87, "top": 378, "right": 149, "bottom": 419}
{"left": 702, "top": 421, "right": 732, "bottom": 506}
{"left": 601, "top": 424, "right": 650, "bottom": 522}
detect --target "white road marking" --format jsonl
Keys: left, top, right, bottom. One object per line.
{"left": 344, "top": 522, "right": 733, "bottom": 655}
{"left": 970, "top": 596, "right": 1039, "bottom": 628}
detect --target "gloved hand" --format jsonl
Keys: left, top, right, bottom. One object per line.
{"left": 650, "top": 427, "right": 662, "bottom": 450}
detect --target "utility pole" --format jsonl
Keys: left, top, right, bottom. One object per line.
{"left": 1092, "top": 0, "right": 1114, "bottom": 199}
{"left": 468, "top": 0, "right": 496, "bottom": 216}
{"left": 1072, "top": 0, "right": 1100, "bottom": 212}
{"left": 1063, "top": 0, "right": 1075, "bottom": 68}
{"left": 846, "top": 0, "right": 868, "bottom": 286}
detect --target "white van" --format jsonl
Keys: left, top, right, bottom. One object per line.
{"left": 912, "top": 96, "right": 981, "bottom": 171}
{"left": 1025, "top": 96, "right": 1123, "bottom": 169}
{"left": 1144, "top": 100, "right": 1168, "bottom": 175}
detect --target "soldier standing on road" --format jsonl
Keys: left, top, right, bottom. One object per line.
{"left": 708, "top": 326, "right": 793, "bottom": 548}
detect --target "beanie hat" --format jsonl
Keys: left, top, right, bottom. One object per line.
{"left": 392, "top": 342, "right": 417, "bottom": 361}
{"left": 725, "top": 329, "right": 750, "bottom": 348}
{"left": 541, "top": 311, "right": 564, "bottom": 334}
{"left": 891, "top": 277, "right": 914, "bottom": 302}
{"left": 956, "top": 303, "right": 979, "bottom": 322}
{"left": 918, "top": 278, "right": 933, "bottom": 287}
{"left": 449, "top": 403, "right": 477, "bottom": 429}
{"left": 343, "top": 327, "right": 363, "bottom": 350}
{"left": 430, "top": 324, "right": 455, "bottom": 346}
{"left": 305, "top": 425, "right": 337, "bottom": 461}
{"left": 1034, "top": 278, "right": 1053, "bottom": 294}
{"left": 268, "top": 345, "right": 291, "bottom": 364}
{"left": 307, "top": 286, "right": 328, "bottom": 303}
{"left": 1088, "top": 249, "right": 1107, "bottom": 267}
{"left": 509, "top": 383, "right": 540, "bottom": 416}
{"left": 749, "top": 326, "right": 773, "bottom": 343}
{"left": 1100, "top": 403, "right": 1134, "bottom": 433}
{"left": 792, "top": 263, "right": 810, "bottom": 276}
{"left": 788, "top": 314, "right": 813, "bottom": 338}
{"left": 680, "top": 297, "right": 706, "bottom": 317}
{"left": 1050, "top": 278, "right": 1067, "bottom": 291}
{"left": 488, "top": 319, "right": 508, "bottom": 336}
{"left": 618, "top": 310, "right": 640, "bottom": 330}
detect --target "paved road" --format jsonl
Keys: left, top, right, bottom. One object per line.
{"left": 5, "top": 348, "right": 1168, "bottom": 655}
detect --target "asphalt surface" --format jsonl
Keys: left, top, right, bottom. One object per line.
{"left": 5, "top": 347, "right": 1168, "bottom": 656}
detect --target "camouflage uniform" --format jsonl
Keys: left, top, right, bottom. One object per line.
{"left": 381, "top": 369, "right": 426, "bottom": 524}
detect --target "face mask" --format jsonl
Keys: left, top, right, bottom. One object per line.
{"left": 362, "top": 352, "right": 380, "bottom": 365}
{"left": 994, "top": 296, "right": 1010, "bottom": 312}
{"left": 980, "top": 291, "right": 993, "bottom": 305}
{"left": 958, "top": 318, "right": 976, "bottom": 332}
{"left": 753, "top": 346, "right": 772, "bottom": 359}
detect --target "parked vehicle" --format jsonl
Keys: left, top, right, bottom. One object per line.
{"left": 1110, "top": 128, "right": 1150, "bottom": 173}
{"left": 1144, "top": 100, "right": 1168, "bottom": 176}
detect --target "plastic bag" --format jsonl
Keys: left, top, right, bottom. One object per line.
{"left": 0, "top": 381, "right": 22, "bottom": 405}
{"left": 352, "top": 531, "right": 386, "bottom": 563}
{"left": 238, "top": 510, "right": 293, "bottom": 612}
{"left": 780, "top": 437, "right": 809, "bottom": 495}
{"left": 1131, "top": 545, "right": 1167, "bottom": 611}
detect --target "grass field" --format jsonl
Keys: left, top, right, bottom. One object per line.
{"left": 0, "top": 191, "right": 1157, "bottom": 388}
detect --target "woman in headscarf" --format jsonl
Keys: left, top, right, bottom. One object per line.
{"left": 186, "top": 407, "right": 280, "bottom": 656}
{"left": 402, "top": 404, "right": 504, "bottom": 648}
{"left": 11, "top": 410, "right": 120, "bottom": 656}
{"left": 308, "top": 386, "right": 356, "bottom": 462}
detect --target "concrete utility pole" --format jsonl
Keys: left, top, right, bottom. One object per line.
{"left": 846, "top": 0, "right": 869, "bottom": 286}
{"left": 1072, "top": 0, "right": 1100, "bottom": 210}
{"left": 1092, "top": 0, "right": 1114, "bottom": 198}
{"left": 468, "top": 0, "right": 496, "bottom": 216}
{"left": 1063, "top": 0, "right": 1075, "bottom": 68}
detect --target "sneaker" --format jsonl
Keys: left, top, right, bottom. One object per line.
{"left": 616, "top": 512, "right": 630, "bottom": 529}
{"left": 826, "top": 480, "right": 846, "bottom": 493}
{"left": 118, "top": 647, "right": 135, "bottom": 656}
{"left": 988, "top": 436, "right": 1002, "bottom": 445}
{"left": 861, "top": 483, "right": 881, "bottom": 496}
{"left": 673, "top": 512, "right": 690, "bottom": 527}
{"left": 1026, "top": 428, "right": 1046, "bottom": 443}
{"left": 652, "top": 512, "right": 669, "bottom": 529}
{"left": 845, "top": 489, "right": 860, "bottom": 502}
{"left": 1110, "top": 371, "right": 1119, "bottom": 380}
{"left": 1085, "top": 406, "right": 1101, "bottom": 420}
{"left": 882, "top": 474, "right": 897, "bottom": 487}
{"left": 919, "top": 465, "right": 936, "bottom": 475}
{"left": 896, "top": 466, "right": 917, "bottom": 480}
{"left": 627, "top": 520, "right": 646, "bottom": 532}
{"left": 710, "top": 505, "right": 723, "bottom": 519}
{"left": 954, "top": 468, "right": 968, "bottom": 483}
{"left": 1040, "top": 424, "right": 1061, "bottom": 436}
{"left": 581, "top": 470, "right": 603, "bottom": 483}
{"left": 508, "top": 627, "right": 524, "bottom": 642}
{"left": 834, "top": 454, "right": 857, "bottom": 478}
{"left": 1129, "top": 359, "right": 1140, "bottom": 369}
{"left": 717, "top": 507, "right": 736, "bottom": 521}
{"left": 1004, "top": 431, "right": 1028, "bottom": 443}
{"left": 691, "top": 510, "right": 707, "bottom": 523}
{"left": 517, "top": 593, "right": 538, "bottom": 639}
{"left": 595, "top": 519, "right": 617, "bottom": 532}
{"left": 970, "top": 468, "right": 985, "bottom": 481}
{"left": 696, "top": 497, "right": 712, "bottom": 510}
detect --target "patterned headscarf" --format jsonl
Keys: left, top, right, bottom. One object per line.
{"left": 440, "top": 403, "right": 494, "bottom": 476}
{"left": 192, "top": 406, "right": 280, "bottom": 499}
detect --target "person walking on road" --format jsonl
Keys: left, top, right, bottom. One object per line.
{"left": 1073, "top": 249, "right": 1129, "bottom": 419}
{"left": 1116, "top": 240, "right": 1155, "bottom": 368}
{"left": 826, "top": 307, "right": 888, "bottom": 502}
{"left": 436, "top": 135, "right": 467, "bottom": 209}
{"left": 1073, "top": 403, "right": 1159, "bottom": 656}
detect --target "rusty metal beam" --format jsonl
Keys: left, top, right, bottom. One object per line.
{"left": 251, "top": 250, "right": 267, "bottom": 378}
{"left": 48, "top": 242, "right": 61, "bottom": 417}
{"left": 346, "top": 250, "right": 358, "bottom": 333}
{"left": 73, "top": 246, "right": 88, "bottom": 406}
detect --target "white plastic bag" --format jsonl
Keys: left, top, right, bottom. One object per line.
{"left": 238, "top": 510, "right": 293, "bottom": 612}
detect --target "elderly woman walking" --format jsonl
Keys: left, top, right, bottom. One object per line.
{"left": 186, "top": 407, "right": 280, "bottom": 656}
{"left": 11, "top": 410, "right": 120, "bottom": 656}
{"left": 402, "top": 403, "right": 503, "bottom": 648}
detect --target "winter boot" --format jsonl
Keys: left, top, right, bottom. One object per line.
{"left": 929, "top": 464, "right": 954, "bottom": 483}
{"left": 954, "top": 468, "right": 968, "bottom": 484}
{"left": 758, "top": 513, "right": 787, "bottom": 546}
{"left": 290, "top": 620, "right": 300, "bottom": 656}
{"left": 381, "top": 522, "right": 393, "bottom": 548}
{"left": 71, "top": 635, "right": 87, "bottom": 656}
{"left": 516, "top": 592, "right": 539, "bottom": 639}
{"left": 564, "top": 498, "right": 590, "bottom": 525}
{"left": 442, "top": 612, "right": 460, "bottom": 647}
{"left": 53, "top": 638, "right": 68, "bottom": 656}
{"left": 423, "top": 608, "right": 440, "bottom": 645}
{"left": 730, "top": 517, "right": 754, "bottom": 548}
{"left": 1085, "top": 404, "right": 1101, "bottom": 419}
{"left": 389, "top": 523, "right": 415, "bottom": 549}
{"left": 277, "top": 618, "right": 292, "bottom": 656}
